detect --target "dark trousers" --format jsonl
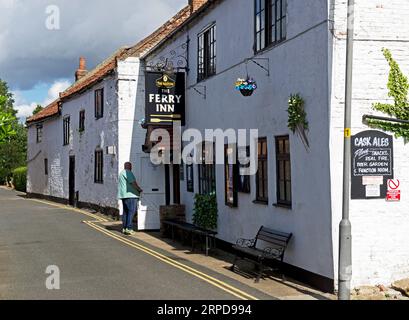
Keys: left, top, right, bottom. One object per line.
{"left": 122, "top": 198, "right": 138, "bottom": 230}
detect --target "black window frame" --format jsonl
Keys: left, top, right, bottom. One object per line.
{"left": 197, "top": 23, "right": 216, "bottom": 82}
{"left": 225, "top": 144, "right": 238, "bottom": 208}
{"left": 95, "top": 88, "right": 104, "bottom": 119}
{"left": 254, "top": 0, "right": 287, "bottom": 53}
{"left": 198, "top": 142, "right": 216, "bottom": 195}
{"left": 79, "top": 110, "right": 85, "bottom": 132}
{"left": 63, "top": 116, "right": 70, "bottom": 146}
{"left": 94, "top": 149, "right": 104, "bottom": 184}
{"left": 275, "top": 135, "right": 292, "bottom": 207}
{"left": 255, "top": 137, "right": 269, "bottom": 204}
{"left": 44, "top": 158, "right": 48, "bottom": 176}
{"left": 238, "top": 146, "right": 251, "bottom": 194}
{"left": 36, "top": 124, "right": 43, "bottom": 143}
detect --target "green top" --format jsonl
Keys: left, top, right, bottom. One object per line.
{"left": 118, "top": 170, "right": 140, "bottom": 199}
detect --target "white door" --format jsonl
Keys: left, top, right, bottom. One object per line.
{"left": 137, "top": 156, "right": 166, "bottom": 230}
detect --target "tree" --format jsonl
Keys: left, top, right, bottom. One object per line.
{"left": 368, "top": 48, "right": 409, "bottom": 140}
{"left": 0, "top": 95, "right": 16, "bottom": 143}
{"left": 32, "top": 104, "right": 44, "bottom": 116}
{"left": 0, "top": 79, "right": 27, "bottom": 184}
{"left": 0, "top": 79, "right": 16, "bottom": 116}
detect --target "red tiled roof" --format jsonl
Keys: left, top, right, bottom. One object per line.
{"left": 26, "top": 99, "right": 60, "bottom": 124}
{"left": 60, "top": 4, "right": 197, "bottom": 102}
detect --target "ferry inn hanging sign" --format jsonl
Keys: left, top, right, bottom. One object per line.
{"left": 351, "top": 130, "right": 394, "bottom": 200}
{"left": 145, "top": 72, "right": 186, "bottom": 126}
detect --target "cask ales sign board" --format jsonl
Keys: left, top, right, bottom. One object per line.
{"left": 145, "top": 72, "right": 186, "bottom": 126}
{"left": 351, "top": 130, "right": 394, "bottom": 200}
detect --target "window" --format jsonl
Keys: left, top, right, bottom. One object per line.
{"left": 186, "top": 164, "right": 194, "bottom": 192}
{"left": 198, "top": 24, "right": 216, "bottom": 81}
{"left": 198, "top": 142, "right": 216, "bottom": 195}
{"left": 276, "top": 136, "right": 292, "bottom": 206}
{"left": 225, "top": 144, "right": 238, "bottom": 207}
{"left": 255, "top": 0, "right": 287, "bottom": 52}
{"left": 63, "top": 116, "right": 70, "bottom": 146}
{"left": 44, "top": 158, "right": 48, "bottom": 176}
{"left": 94, "top": 149, "right": 104, "bottom": 184}
{"left": 255, "top": 138, "right": 268, "bottom": 203}
{"left": 36, "top": 124, "right": 43, "bottom": 143}
{"left": 238, "top": 146, "right": 251, "bottom": 194}
{"left": 79, "top": 110, "right": 85, "bottom": 132}
{"left": 95, "top": 89, "right": 104, "bottom": 119}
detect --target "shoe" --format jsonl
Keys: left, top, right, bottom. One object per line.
{"left": 122, "top": 229, "right": 127, "bottom": 234}
{"left": 125, "top": 229, "right": 135, "bottom": 236}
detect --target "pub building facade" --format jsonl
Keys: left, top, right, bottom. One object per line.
{"left": 26, "top": 0, "right": 409, "bottom": 292}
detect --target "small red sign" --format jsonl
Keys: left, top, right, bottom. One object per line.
{"left": 387, "top": 190, "right": 401, "bottom": 201}
{"left": 388, "top": 179, "right": 400, "bottom": 190}
{"left": 387, "top": 179, "right": 401, "bottom": 201}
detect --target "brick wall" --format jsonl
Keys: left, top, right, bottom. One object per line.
{"left": 330, "top": 0, "right": 409, "bottom": 288}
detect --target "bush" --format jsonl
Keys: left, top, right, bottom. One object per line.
{"left": 12, "top": 167, "right": 27, "bottom": 192}
{"left": 193, "top": 193, "right": 218, "bottom": 230}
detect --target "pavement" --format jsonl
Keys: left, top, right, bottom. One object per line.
{"left": 0, "top": 187, "right": 334, "bottom": 300}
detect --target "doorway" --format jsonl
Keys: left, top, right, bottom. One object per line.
{"left": 172, "top": 164, "right": 181, "bottom": 205}
{"left": 69, "top": 156, "right": 75, "bottom": 206}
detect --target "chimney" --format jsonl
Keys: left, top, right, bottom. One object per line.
{"left": 75, "top": 57, "right": 88, "bottom": 81}
{"left": 189, "top": 0, "right": 207, "bottom": 13}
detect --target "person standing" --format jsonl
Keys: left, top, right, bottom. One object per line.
{"left": 118, "top": 162, "right": 143, "bottom": 235}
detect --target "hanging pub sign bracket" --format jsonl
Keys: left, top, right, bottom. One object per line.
{"left": 192, "top": 85, "right": 207, "bottom": 100}
{"left": 146, "top": 40, "right": 190, "bottom": 73}
{"left": 245, "top": 58, "right": 270, "bottom": 77}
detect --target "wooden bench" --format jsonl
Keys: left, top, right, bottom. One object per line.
{"left": 231, "top": 226, "right": 293, "bottom": 283}
{"left": 162, "top": 218, "right": 217, "bottom": 256}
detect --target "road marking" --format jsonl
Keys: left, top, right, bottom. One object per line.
{"left": 21, "top": 193, "right": 259, "bottom": 300}
{"left": 27, "top": 199, "right": 108, "bottom": 222}
{"left": 83, "top": 221, "right": 259, "bottom": 301}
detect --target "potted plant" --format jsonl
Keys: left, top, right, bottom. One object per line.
{"left": 235, "top": 77, "right": 257, "bottom": 97}
{"left": 193, "top": 193, "right": 218, "bottom": 231}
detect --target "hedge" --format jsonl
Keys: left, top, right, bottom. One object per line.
{"left": 12, "top": 167, "right": 27, "bottom": 192}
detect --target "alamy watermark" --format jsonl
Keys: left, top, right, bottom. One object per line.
{"left": 45, "top": 265, "right": 60, "bottom": 290}
{"left": 149, "top": 122, "right": 259, "bottom": 176}
{"left": 45, "top": 5, "right": 60, "bottom": 30}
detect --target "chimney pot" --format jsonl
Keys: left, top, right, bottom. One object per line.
{"left": 75, "top": 57, "right": 88, "bottom": 81}
{"left": 189, "top": 0, "right": 207, "bottom": 13}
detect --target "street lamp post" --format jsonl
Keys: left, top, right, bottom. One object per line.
{"left": 338, "top": 0, "right": 355, "bottom": 300}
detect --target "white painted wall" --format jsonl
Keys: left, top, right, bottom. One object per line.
{"left": 145, "top": 0, "right": 335, "bottom": 280}
{"left": 117, "top": 57, "right": 166, "bottom": 229}
{"left": 59, "top": 75, "right": 119, "bottom": 209}
{"left": 329, "top": 0, "right": 409, "bottom": 287}
{"left": 27, "top": 117, "right": 65, "bottom": 199}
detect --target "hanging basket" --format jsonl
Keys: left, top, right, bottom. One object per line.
{"left": 235, "top": 78, "right": 257, "bottom": 97}
{"left": 240, "top": 88, "right": 255, "bottom": 97}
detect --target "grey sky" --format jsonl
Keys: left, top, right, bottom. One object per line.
{"left": 0, "top": 0, "right": 187, "bottom": 90}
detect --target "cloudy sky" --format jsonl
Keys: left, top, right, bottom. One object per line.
{"left": 0, "top": 0, "right": 186, "bottom": 120}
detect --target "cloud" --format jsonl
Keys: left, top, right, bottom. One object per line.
{"left": 0, "top": 0, "right": 187, "bottom": 90}
{"left": 13, "top": 80, "right": 71, "bottom": 121}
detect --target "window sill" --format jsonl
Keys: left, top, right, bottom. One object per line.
{"left": 254, "top": 38, "right": 287, "bottom": 57}
{"left": 196, "top": 73, "right": 217, "bottom": 85}
{"left": 253, "top": 200, "right": 268, "bottom": 206}
{"left": 273, "top": 203, "right": 292, "bottom": 210}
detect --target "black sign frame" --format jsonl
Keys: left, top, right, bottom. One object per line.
{"left": 145, "top": 71, "right": 186, "bottom": 126}
{"left": 351, "top": 130, "right": 394, "bottom": 200}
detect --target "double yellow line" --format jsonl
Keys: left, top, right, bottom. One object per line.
{"left": 27, "top": 197, "right": 258, "bottom": 300}
{"left": 84, "top": 221, "right": 258, "bottom": 300}
{"left": 28, "top": 198, "right": 109, "bottom": 223}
